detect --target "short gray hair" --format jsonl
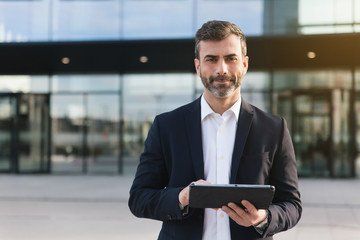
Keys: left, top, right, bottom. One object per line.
{"left": 195, "top": 20, "right": 247, "bottom": 59}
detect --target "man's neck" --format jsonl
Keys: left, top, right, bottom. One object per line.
{"left": 203, "top": 90, "right": 240, "bottom": 115}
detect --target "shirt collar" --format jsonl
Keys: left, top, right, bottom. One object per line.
{"left": 200, "top": 94, "right": 241, "bottom": 122}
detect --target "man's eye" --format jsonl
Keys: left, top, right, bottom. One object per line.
{"left": 227, "top": 57, "right": 238, "bottom": 62}
{"left": 206, "top": 58, "right": 216, "bottom": 62}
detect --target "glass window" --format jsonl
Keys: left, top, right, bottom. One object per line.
{"left": 0, "top": 75, "right": 49, "bottom": 93}
{"left": 87, "top": 94, "right": 120, "bottom": 174}
{"left": 123, "top": 0, "right": 193, "bottom": 39}
{"left": 242, "top": 72, "right": 271, "bottom": 112}
{"left": 122, "top": 73, "right": 194, "bottom": 173}
{"left": 242, "top": 72, "right": 270, "bottom": 91}
{"left": 299, "top": 0, "right": 359, "bottom": 34}
{"left": 263, "top": 0, "right": 299, "bottom": 35}
{"left": 52, "top": 75, "right": 120, "bottom": 92}
{"left": 356, "top": 0, "right": 360, "bottom": 22}
{"left": 52, "top": 0, "right": 121, "bottom": 41}
{"left": 0, "top": 96, "right": 14, "bottom": 171}
{"left": 0, "top": 0, "right": 49, "bottom": 42}
{"left": 273, "top": 70, "right": 352, "bottom": 90}
{"left": 51, "top": 95, "right": 85, "bottom": 173}
{"left": 197, "top": 0, "right": 263, "bottom": 36}
{"left": 18, "top": 94, "right": 50, "bottom": 172}
{"left": 355, "top": 69, "right": 360, "bottom": 90}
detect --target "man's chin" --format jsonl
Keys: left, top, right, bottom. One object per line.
{"left": 209, "top": 90, "right": 232, "bottom": 98}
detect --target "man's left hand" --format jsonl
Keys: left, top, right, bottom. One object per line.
{"left": 222, "top": 200, "right": 267, "bottom": 227}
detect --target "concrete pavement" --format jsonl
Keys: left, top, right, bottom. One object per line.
{"left": 0, "top": 175, "right": 359, "bottom": 240}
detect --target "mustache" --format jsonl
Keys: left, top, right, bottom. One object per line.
{"left": 209, "top": 75, "right": 234, "bottom": 83}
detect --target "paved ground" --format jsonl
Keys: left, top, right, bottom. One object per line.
{"left": 0, "top": 174, "right": 359, "bottom": 240}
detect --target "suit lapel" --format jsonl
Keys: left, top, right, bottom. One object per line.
{"left": 184, "top": 97, "right": 204, "bottom": 180}
{"left": 230, "top": 99, "right": 254, "bottom": 183}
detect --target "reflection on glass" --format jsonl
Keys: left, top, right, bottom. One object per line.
{"left": 0, "top": 76, "right": 49, "bottom": 93}
{"left": 0, "top": 96, "right": 14, "bottom": 171}
{"left": 242, "top": 92, "right": 270, "bottom": 112}
{"left": 278, "top": 91, "right": 333, "bottom": 177}
{"left": 274, "top": 70, "right": 352, "bottom": 90}
{"left": 87, "top": 94, "right": 119, "bottom": 174}
{"left": 123, "top": 0, "right": 193, "bottom": 39}
{"left": 18, "top": 95, "right": 50, "bottom": 172}
{"left": 263, "top": 0, "right": 298, "bottom": 35}
{"left": 275, "top": 82, "right": 352, "bottom": 177}
{"left": 242, "top": 72, "right": 270, "bottom": 91}
{"left": 52, "top": 0, "right": 120, "bottom": 41}
{"left": 51, "top": 95, "right": 84, "bottom": 173}
{"left": 299, "top": 0, "right": 360, "bottom": 34}
{"left": 197, "top": 0, "right": 263, "bottom": 36}
{"left": 0, "top": 1, "right": 49, "bottom": 42}
{"left": 123, "top": 74, "right": 193, "bottom": 172}
{"left": 52, "top": 75, "right": 119, "bottom": 92}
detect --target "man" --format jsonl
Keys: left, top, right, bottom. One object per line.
{"left": 128, "top": 20, "right": 301, "bottom": 240}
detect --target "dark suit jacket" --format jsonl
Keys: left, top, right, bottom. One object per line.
{"left": 129, "top": 97, "right": 302, "bottom": 240}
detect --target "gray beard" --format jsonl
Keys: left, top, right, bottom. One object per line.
{"left": 200, "top": 74, "right": 241, "bottom": 98}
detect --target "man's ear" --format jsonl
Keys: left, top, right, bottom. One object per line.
{"left": 194, "top": 58, "right": 200, "bottom": 75}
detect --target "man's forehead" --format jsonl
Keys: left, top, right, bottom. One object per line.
{"left": 198, "top": 35, "right": 242, "bottom": 57}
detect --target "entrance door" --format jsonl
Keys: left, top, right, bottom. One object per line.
{"left": 278, "top": 90, "right": 333, "bottom": 177}
{"left": 0, "top": 93, "right": 50, "bottom": 173}
{"left": 0, "top": 96, "right": 15, "bottom": 172}
{"left": 17, "top": 94, "right": 50, "bottom": 173}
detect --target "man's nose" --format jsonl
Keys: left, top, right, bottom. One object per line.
{"left": 216, "top": 59, "right": 228, "bottom": 75}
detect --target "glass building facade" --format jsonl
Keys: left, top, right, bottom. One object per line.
{"left": 0, "top": 0, "right": 360, "bottom": 177}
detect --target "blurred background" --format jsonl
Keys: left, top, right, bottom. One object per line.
{"left": 0, "top": 0, "right": 359, "bottom": 178}
{"left": 0, "top": 0, "right": 359, "bottom": 239}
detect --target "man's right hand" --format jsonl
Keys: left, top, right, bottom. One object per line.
{"left": 178, "top": 179, "right": 211, "bottom": 207}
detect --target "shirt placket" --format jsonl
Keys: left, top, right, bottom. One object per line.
{"left": 216, "top": 116, "right": 225, "bottom": 240}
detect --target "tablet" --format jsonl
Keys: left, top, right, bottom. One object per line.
{"left": 189, "top": 184, "right": 275, "bottom": 209}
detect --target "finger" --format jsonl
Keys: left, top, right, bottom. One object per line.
{"left": 241, "top": 200, "right": 257, "bottom": 215}
{"left": 228, "top": 202, "right": 248, "bottom": 219}
{"left": 222, "top": 206, "right": 242, "bottom": 223}
{"left": 222, "top": 206, "right": 251, "bottom": 226}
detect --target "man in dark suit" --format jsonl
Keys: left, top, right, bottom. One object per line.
{"left": 129, "top": 20, "right": 301, "bottom": 240}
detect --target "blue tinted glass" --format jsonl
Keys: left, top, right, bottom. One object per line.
{"left": 52, "top": 0, "right": 120, "bottom": 41}
{"left": 52, "top": 75, "right": 120, "bottom": 92}
{"left": 0, "top": 1, "right": 49, "bottom": 42}
{"left": 123, "top": 0, "right": 193, "bottom": 39}
{"left": 197, "top": 0, "right": 263, "bottom": 36}
{"left": 0, "top": 75, "right": 49, "bottom": 93}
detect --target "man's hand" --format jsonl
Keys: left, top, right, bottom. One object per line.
{"left": 222, "top": 200, "right": 267, "bottom": 227}
{"left": 178, "top": 179, "right": 210, "bottom": 207}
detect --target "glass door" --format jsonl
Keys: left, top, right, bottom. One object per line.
{"left": 18, "top": 94, "right": 50, "bottom": 173}
{"left": 0, "top": 93, "right": 50, "bottom": 173}
{"left": 0, "top": 95, "right": 15, "bottom": 172}
{"left": 278, "top": 90, "right": 334, "bottom": 177}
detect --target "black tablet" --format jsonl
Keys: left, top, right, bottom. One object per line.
{"left": 189, "top": 184, "right": 275, "bottom": 209}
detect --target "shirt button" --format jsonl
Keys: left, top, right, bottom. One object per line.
{"left": 220, "top": 213, "right": 224, "bottom": 218}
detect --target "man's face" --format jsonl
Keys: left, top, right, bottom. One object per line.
{"left": 194, "top": 34, "right": 249, "bottom": 98}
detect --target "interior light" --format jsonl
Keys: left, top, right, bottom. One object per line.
{"left": 139, "top": 56, "right": 148, "bottom": 63}
{"left": 61, "top": 57, "right": 70, "bottom": 65}
{"left": 307, "top": 51, "right": 316, "bottom": 59}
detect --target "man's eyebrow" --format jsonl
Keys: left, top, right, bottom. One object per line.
{"left": 203, "top": 55, "right": 218, "bottom": 59}
{"left": 224, "top": 54, "right": 238, "bottom": 58}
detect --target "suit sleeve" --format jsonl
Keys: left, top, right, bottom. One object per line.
{"left": 128, "top": 116, "right": 184, "bottom": 221}
{"left": 263, "top": 117, "right": 302, "bottom": 237}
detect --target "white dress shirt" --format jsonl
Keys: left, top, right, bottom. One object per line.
{"left": 201, "top": 94, "right": 241, "bottom": 240}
